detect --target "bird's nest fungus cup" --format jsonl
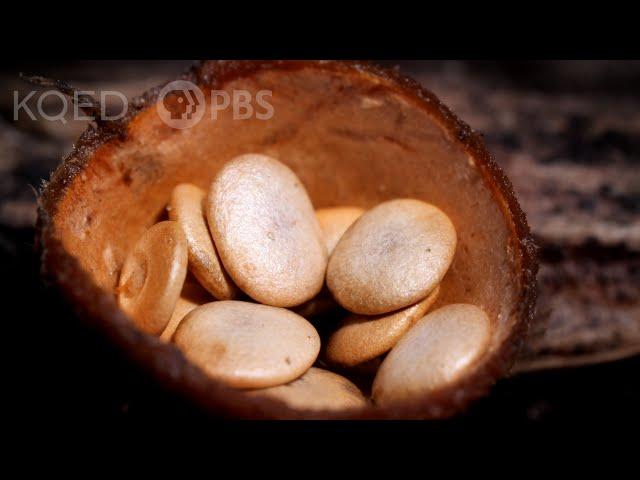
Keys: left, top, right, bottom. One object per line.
{"left": 37, "top": 60, "right": 537, "bottom": 419}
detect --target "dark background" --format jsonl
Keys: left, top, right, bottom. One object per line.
{"left": 2, "top": 61, "right": 638, "bottom": 434}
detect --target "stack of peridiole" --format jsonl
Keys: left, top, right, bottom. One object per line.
{"left": 117, "top": 153, "right": 492, "bottom": 410}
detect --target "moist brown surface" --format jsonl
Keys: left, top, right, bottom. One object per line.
{"left": 37, "top": 60, "right": 537, "bottom": 419}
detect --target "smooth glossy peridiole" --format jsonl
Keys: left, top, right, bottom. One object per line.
{"left": 372, "top": 304, "right": 491, "bottom": 406}
{"left": 207, "top": 154, "right": 327, "bottom": 308}
{"left": 118, "top": 221, "right": 188, "bottom": 335}
{"left": 246, "top": 367, "right": 368, "bottom": 411}
{"left": 174, "top": 301, "right": 321, "bottom": 389}
{"left": 327, "top": 199, "right": 456, "bottom": 315}
{"left": 326, "top": 286, "right": 440, "bottom": 367}
{"left": 169, "top": 183, "right": 239, "bottom": 300}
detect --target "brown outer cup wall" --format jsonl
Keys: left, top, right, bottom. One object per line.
{"left": 37, "top": 60, "right": 538, "bottom": 419}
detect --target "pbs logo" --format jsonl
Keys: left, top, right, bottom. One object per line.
{"left": 156, "top": 80, "right": 206, "bottom": 130}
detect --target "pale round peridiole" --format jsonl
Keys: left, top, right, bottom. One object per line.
{"left": 206, "top": 154, "right": 328, "bottom": 308}
{"left": 246, "top": 367, "right": 368, "bottom": 411}
{"left": 326, "top": 286, "right": 440, "bottom": 367}
{"left": 168, "top": 183, "right": 240, "bottom": 300}
{"left": 118, "top": 221, "right": 188, "bottom": 336}
{"left": 372, "top": 304, "right": 491, "bottom": 406}
{"left": 173, "top": 301, "right": 321, "bottom": 389}
{"left": 326, "top": 199, "right": 457, "bottom": 315}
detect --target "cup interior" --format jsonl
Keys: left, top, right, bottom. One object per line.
{"left": 43, "top": 62, "right": 533, "bottom": 418}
